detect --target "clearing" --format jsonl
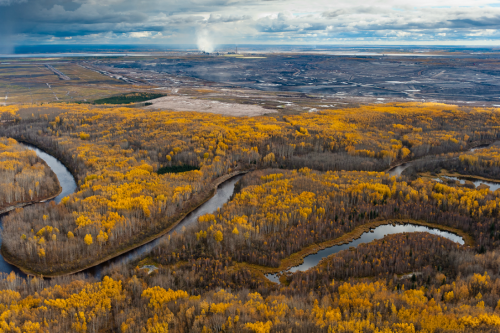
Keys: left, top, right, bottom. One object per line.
{"left": 145, "top": 95, "right": 276, "bottom": 116}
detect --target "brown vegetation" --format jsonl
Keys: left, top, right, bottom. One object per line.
{"left": 0, "top": 102, "right": 499, "bottom": 332}
{"left": 0, "top": 137, "right": 59, "bottom": 213}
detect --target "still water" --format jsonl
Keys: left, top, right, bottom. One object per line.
{"left": 437, "top": 176, "right": 500, "bottom": 192}
{"left": 0, "top": 142, "right": 485, "bottom": 281}
{"left": 87, "top": 175, "right": 243, "bottom": 278}
{"left": 0, "top": 144, "right": 76, "bottom": 277}
{"left": 265, "top": 223, "right": 464, "bottom": 283}
{"left": 0, "top": 142, "right": 242, "bottom": 278}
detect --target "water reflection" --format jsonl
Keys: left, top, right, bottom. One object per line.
{"left": 24, "top": 145, "right": 77, "bottom": 203}
{"left": 0, "top": 141, "right": 488, "bottom": 281}
{"left": 88, "top": 175, "right": 243, "bottom": 278}
{"left": 266, "top": 223, "right": 464, "bottom": 283}
{"left": 0, "top": 144, "right": 77, "bottom": 277}
{"left": 0, "top": 142, "right": 243, "bottom": 278}
{"left": 387, "top": 164, "right": 409, "bottom": 177}
{"left": 437, "top": 176, "right": 500, "bottom": 192}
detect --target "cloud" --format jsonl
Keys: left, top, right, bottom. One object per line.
{"left": 129, "top": 31, "right": 153, "bottom": 38}
{"left": 466, "top": 29, "right": 498, "bottom": 36}
{"left": 321, "top": 6, "right": 383, "bottom": 18}
{"left": 207, "top": 14, "right": 250, "bottom": 23}
{"left": 0, "top": 0, "right": 26, "bottom": 6}
{"left": 0, "top": 0, "right": 500, "bottom": 47}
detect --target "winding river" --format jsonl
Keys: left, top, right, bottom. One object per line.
{"left": 387, "top": 143, "right": 494, "bottom": 177}
{"left": 0, "top": 142, "right": 493, "bottom": 280}
{"left": 0, "top": 143, "right": 242, "bottom": 278}
{"left": 265, "top": 147, "right": 500, "bottom": 283}
{"left": 265, "top": 224, "right": 464, "bottom": 283}
{"left": 0, "top": 144, "right": 76, "bottom": 278}
{"left": 437, "top": 176, "right": 500, "bottom": 192}
{"left": 86, "top": 175, "right": 243, "bottom": 279}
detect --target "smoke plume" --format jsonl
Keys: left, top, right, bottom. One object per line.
{"left": 196, "top": 28, "right": 215, "bottom": 53}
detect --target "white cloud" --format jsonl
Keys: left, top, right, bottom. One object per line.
{"left": 129, "top": 31, "right": 153, "bottom": 38}
{"left": 3, "top": 0, "right": 500, "bottom": 45}
{"left": 466, "top": 29, "right": 497, "bottom": 36}
{"left": 396, "top": 31, "right": 411, "bottom": 37}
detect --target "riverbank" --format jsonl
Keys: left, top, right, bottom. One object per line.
{"left": 2, "top": 170, "right": 250, "bottom": 277}
{"left": 0, "top": 186, "right": 62, "bottom": 215}
{"left": 422, "top": 170, "right": 500, "bottom": 184}
{"left": 17, "top": 139, "right": 81, "bottom": 186}
{"left": 0, "top": 155, "right": 62, "bottom": 215}
{"left": 0, "top": 136, "right": 488, "bottom": 278}
{"left": 384, "top": 140, "right": 495, "bottom": 175}
{"left": 236, "top": 219, "right": 473, "bottom": 278}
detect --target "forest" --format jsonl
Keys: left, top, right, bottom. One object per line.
{"left": 146, "top": 167, "right": 499, "bottom": 274}
{"left": 93, "top": 93, "right": 166, "bottom": 105}
{"left": 0, "top": 103, "right": 499, "bottom": 332}
{"left": 0, "top": 137, "right": 60, "bottom": 212}
{"left": 0, "top": 238, "right": 499, "bottom": 332}
{"left": 404, "top": 141, "right": 500, "bottom": 181}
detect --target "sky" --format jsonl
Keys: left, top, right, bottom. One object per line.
{"left": 1, "top": 0, "right": 500, "bottom": 53}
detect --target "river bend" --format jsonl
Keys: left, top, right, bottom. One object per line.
{"left": 0, "top": 142, "right": 492, "bottom": 279}
{"left": 0, "top": 144, "right": 76, "bottom": 277}
{"left": 265, "top": 223, "right": 464, "bottom": 283}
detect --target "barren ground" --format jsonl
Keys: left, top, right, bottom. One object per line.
{"left": 144, "top": 95, "right": 276, "bottom": 116}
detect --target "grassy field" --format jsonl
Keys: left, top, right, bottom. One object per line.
{"left": 0, "top": 62, "right": 139, "bottom": 105}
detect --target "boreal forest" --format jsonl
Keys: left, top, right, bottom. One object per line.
{"left": 0, "top": 102, "right": 499, "bottom": 332}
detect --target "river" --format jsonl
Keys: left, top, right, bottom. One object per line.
{"left": 265, "top": 223, "right": 464, "bottom": 284}
{"left": 387, "top": 143, "right": 494, "bottom": 177}
{"left": 436, "top": 176, "right": 500, "bottom": 192}
{"left": 0, "top": 144, "right": 76, "bottom": 277}
{"left": 0, "top": 143, "right": 242, "bottom": 278}
{"left": 0, "top": 142, "right": 490, "bottom": 280}
{"left": 86, "top": 175, "right": 243, "bottom": 278}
